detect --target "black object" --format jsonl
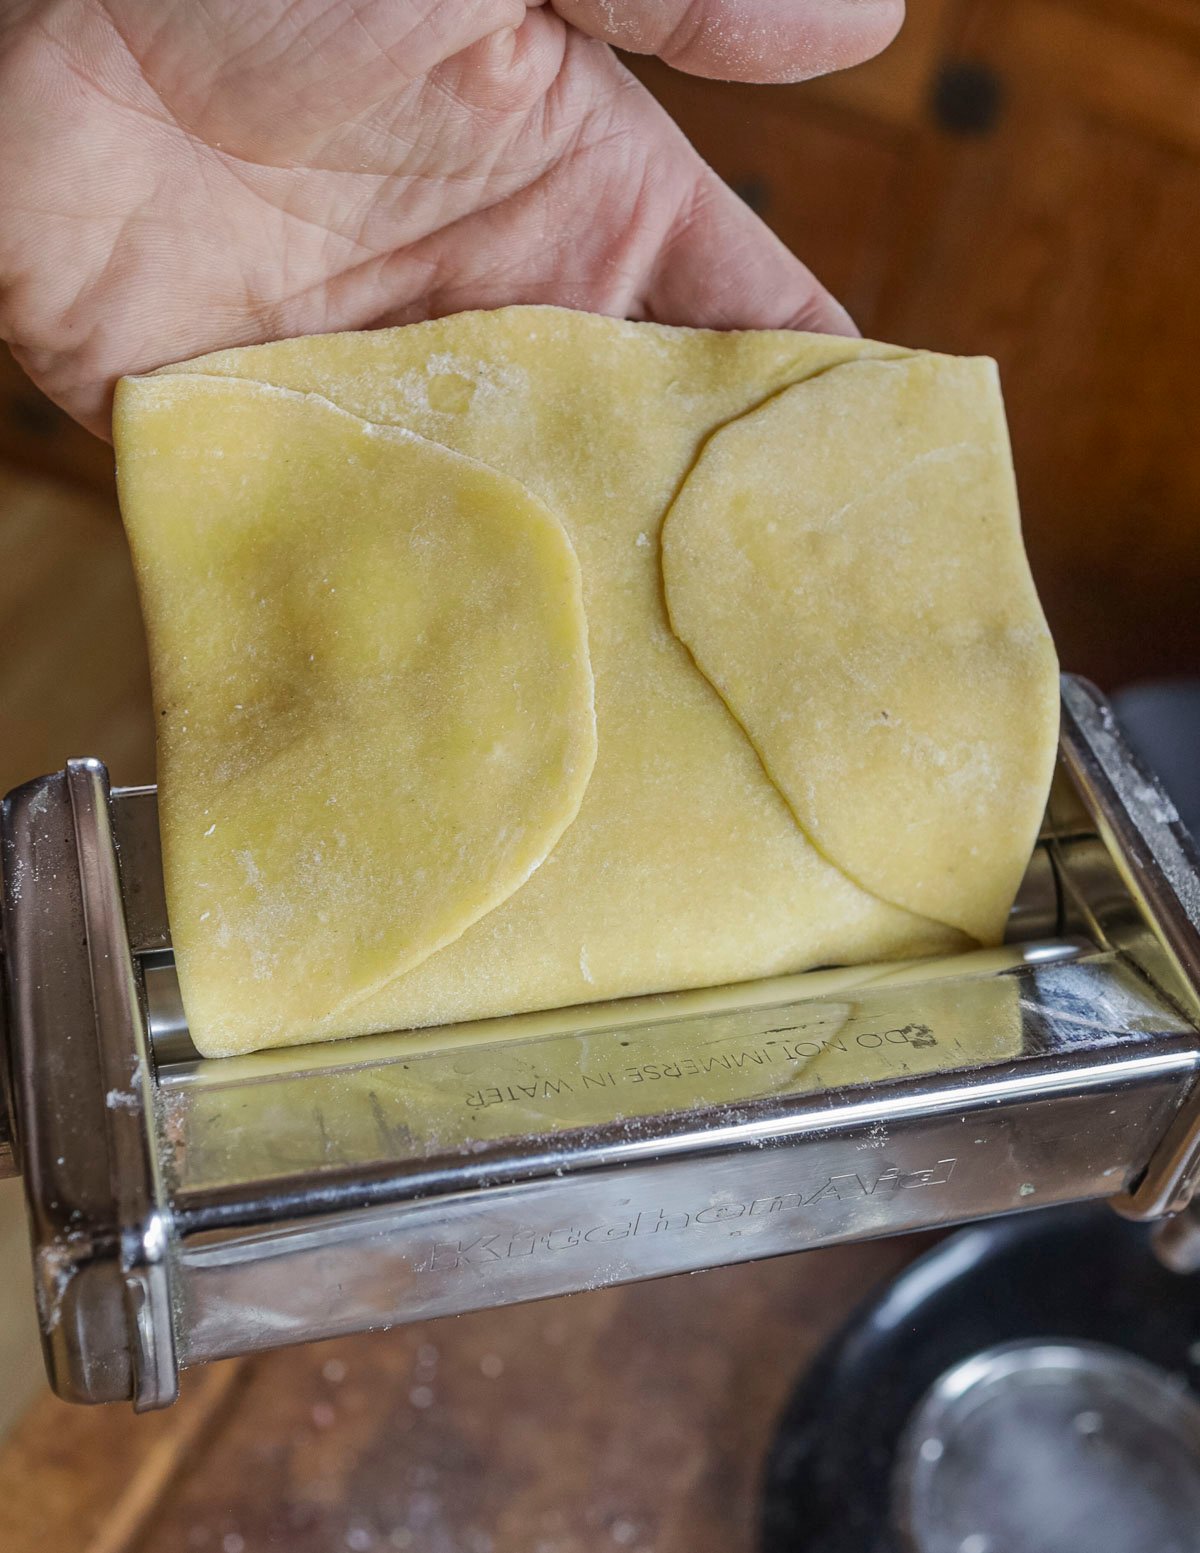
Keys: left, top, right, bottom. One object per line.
{"left": 930, "top": 61, "right": 1005, "bottom": 137}
{"left": 731, "top": 175, "right": 771, "bottom": 216}
{"left": 760, "top": 1206, "right": 1200, "bottom": 1553}
{"left": 1115, "top": 680, "right": 1200, "bottom": 843}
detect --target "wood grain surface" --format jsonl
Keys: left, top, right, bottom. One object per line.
{"left": 12, "top": 1243, "right": 913, "bottom": 1553}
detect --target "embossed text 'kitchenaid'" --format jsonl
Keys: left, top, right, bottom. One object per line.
{"left": 417, "top": 1157, "right": 956, "bottom": 1271}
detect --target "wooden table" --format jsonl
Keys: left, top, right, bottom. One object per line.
{"left": 1, "top": 1238, "right": 923, "bottom": 1553}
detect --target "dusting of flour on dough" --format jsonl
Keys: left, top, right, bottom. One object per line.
{"left": 389, "top": 353, "right": 528, "bottom": 421}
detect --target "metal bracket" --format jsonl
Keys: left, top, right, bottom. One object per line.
{"left": 0, "top": 762, "right": 178, "bottom": 1408}
{"left": 1057, "top": 679, "right": 1200, "bottom": 1217}
{"left": 66, "top": 761, "right": 178, "bottom": 1409}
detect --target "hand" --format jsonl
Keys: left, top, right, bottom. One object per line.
{"left": 0, "top": 0, "right": 902, "bottom": 436}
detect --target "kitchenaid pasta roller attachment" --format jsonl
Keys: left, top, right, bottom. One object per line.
{"left": 1, "top": 674, "right": 1198, "bottom": 1410}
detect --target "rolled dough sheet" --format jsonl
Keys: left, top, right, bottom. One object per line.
{"left": 114, "top": 307, "right": 1057, "bottom": 1058}
{"left": 661, "top": 355, "right": 1060, "bottom": 945}
{"left": 116, "top": 378, "right": 596, "bottom": 1054}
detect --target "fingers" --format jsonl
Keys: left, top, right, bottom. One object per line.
{"left": 549, "top": 0, "right": 904, "bottom": 83}
{"left": 394, "top": 44, "right": 857, "bottom": 340}
{"left": 583, "top": 54, "right": 860, "bottom": 335}
{"left": 635, "top": 162, "right": 858, "bottom": 336}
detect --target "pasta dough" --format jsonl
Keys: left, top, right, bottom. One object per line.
{"left": 116, "top": 374, "right": 596, "bottom": 1055}
{"left": 114, "top": 307, "right": 1057, "bottom": 1058}
{"left": 661, "top": 356, "right": 1059, "bottom": 945}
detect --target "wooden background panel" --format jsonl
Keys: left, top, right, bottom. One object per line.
{"left": 0, "top": 346, "right": 115, "bottom": 497}
{"left": 1111, "top": 0, "right": 1200, "bottom": 34}
{"left": 0, "top": 466, "right": 154, "bottom": 789}
{"left": 874, "top": 0, "right": 1200, "bottom": 685}
{"left": 631, "top": 58, "right": 905, "bottom": 327}
{"left": 1007, "top": 0, "right": 1200, "bottom": 154}
{"left": 788, "top": 0, "right": 958, "bottom": 128}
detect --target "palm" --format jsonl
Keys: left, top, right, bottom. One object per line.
{"left": 0, "top": 0, "right": 900, "bottom": 435}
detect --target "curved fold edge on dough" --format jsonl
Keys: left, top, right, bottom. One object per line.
{"left": 116, "top": 372, "right": 597, "bottom": 1056}
{"left": 660, "top": 354, "right": 1059, "bottom": 944}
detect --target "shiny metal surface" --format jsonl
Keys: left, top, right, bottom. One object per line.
{"left": 894, "top": 1340, "right": 1200, "bottom": 1553}
{"left": 160, "top": 946, "right": 1171, "bottom": 1205}
{"left": 1152, "top": 1198, "right": 1200, "bottom": 1275}
{"left": 159, "top": 895, "right": 1197, "bottom": 1364}
{"left": 2, "top": 766, "right": 136, "bottom": 1403}
{"left": 0, "top": 952, "right": 16, "bottom": 1179}
{"left": 0, "top": 763, "right": 179, "bottom": 1405}
{"left": 176, "top": 1061, "right": 1191, "bottom": 1365}
{"left": 1060, "top": 680, "right": 1200, "bottom": 1006}
{"left": 66, "top": 762, "right": 177, "bottom": 1410}
{"left": 110, "top": 785, "right": 169, "bottom": 955}
{"left": 1058, "top": 678, "right": 1200, "bottom": 1216}
{"left": 2, "top": 676, "right": 1200, "bottom": 1405}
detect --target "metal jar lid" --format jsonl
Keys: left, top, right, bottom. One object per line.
{"left": 893, "top": 1338, "right": 1200, "bottom": 1553}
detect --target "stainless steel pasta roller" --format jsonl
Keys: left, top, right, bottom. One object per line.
{"left": 2, "top": 674, "right": 1198, "bottom": 1410}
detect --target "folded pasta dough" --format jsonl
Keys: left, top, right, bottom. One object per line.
{"left": 661, "top": 355, "right": 1059, "bottom": 946}
{"left": 114, "top": 307, "right": 1058, "bottom": 1058}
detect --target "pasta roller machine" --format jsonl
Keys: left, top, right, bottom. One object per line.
{"left": 1, "top": 674, "right": 1199, "bottom": 1412}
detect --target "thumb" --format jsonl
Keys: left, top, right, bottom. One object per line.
{"left": 551, "top": 0, "right": 904, "bottom": 83}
